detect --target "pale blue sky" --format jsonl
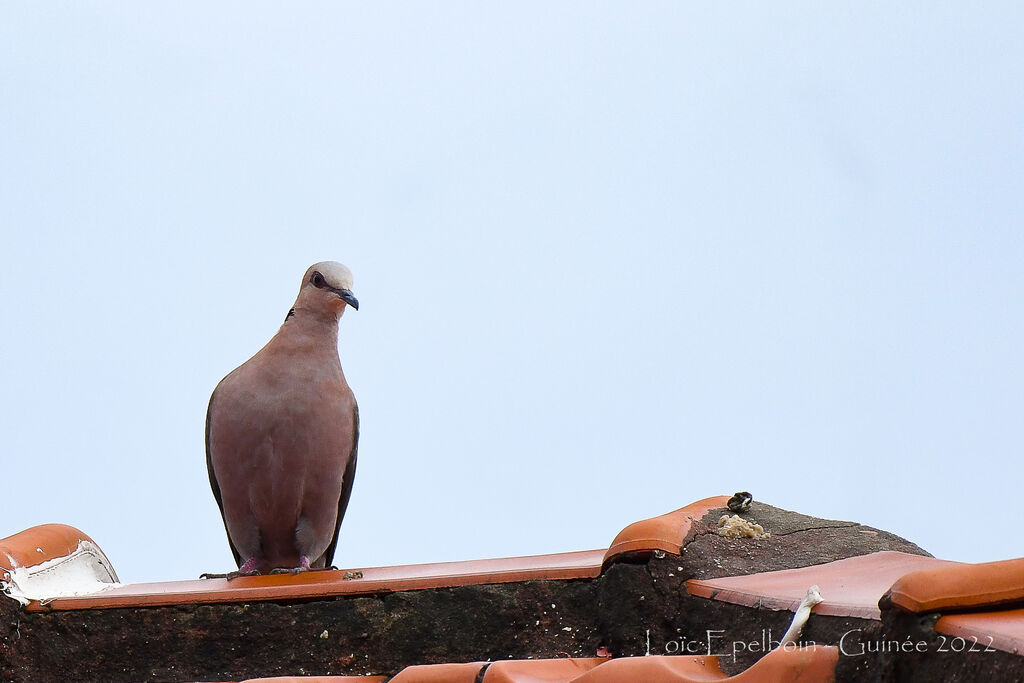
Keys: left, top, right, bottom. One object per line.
{"left": 1, "top": 3, "right": 1021, "bottom": 584}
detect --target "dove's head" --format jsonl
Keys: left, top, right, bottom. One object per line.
{"left": 295, "top": 261, "right": 358, "bottom": 319}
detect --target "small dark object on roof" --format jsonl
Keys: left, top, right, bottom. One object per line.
{"left": 728, "top": 491, "right": 753, "bottom": 513}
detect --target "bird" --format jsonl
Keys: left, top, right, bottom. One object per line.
{"left": 727, "top": 491, "right": 753, "bottom": 513}
{"left": 205, "top": 261, "right": 360, "bottom": 577}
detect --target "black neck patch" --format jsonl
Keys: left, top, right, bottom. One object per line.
{"left": 284, "top": 308, "right": 295, "bottom": 322}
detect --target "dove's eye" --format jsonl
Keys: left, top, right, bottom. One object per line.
{"left": 311, "top": 271, "right": 326, "bottom": 288}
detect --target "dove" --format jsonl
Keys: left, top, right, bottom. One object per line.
{"left": 205, "top": 261, "right": 359, "bottom": 576}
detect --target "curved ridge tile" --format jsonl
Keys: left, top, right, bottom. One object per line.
{"left": 936, "top": 608, "right": 1024, "bottom": 656}
{"left": 573, "top": 655, "right": 726, "bottom": 682}
{"left": 0, "top": 524, "right": 106, "bottom": 572}
{"left": 729, "top": 645, "right": 838, "bottom": 683}
{"left": 28, "top": 549, "right": 604, "bottom": 612}
{"left": 240, "top": 677, "right": 387, "bottom": 682}
{"left": 578, "top": 646, "right": 836, "bottom": 682}
{"left": 1, "top": 523, "right": 120, "bottom": 606}
{"left": 604, "top": 496, "right": 730, "bottom": 565}
{"left": 469, "top": 647, "right": 836, "bottom": 682}
{"left": 389, "top": 662, "right": 487, "bottom": 682}
{"left": 482, "top": 657, "right": 605, "bottom": 682}
{"left": 887, "top": 557, "right": 1024, "bottom": 613}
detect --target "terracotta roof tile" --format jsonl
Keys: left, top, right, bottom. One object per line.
{"left": 570, "top": 654, "right": 725, "bottom": 682}
{"left": 687, "top": 551, "right": 959, "bottom": 620}
{"left": 17, "top": 497, "right": 732, "bottom": 612}
{"left": 381, "top": 647, "right": 837, "bottom": 683}
{"left": 6, "top": 497, "right": 1022, "bottom": 680}
{"left": 603, "top": 496, "right": 730, "bottom": 564}
{"left": 239, "top": 677, "right": 386, "bottom": 682}
{"left": 482, "top": 657, "right": 605, "bottom": 682}
{"left": 27, "top": 549, "right": 605, "bottom": 611}
{"left": 0, "top": 524, "right": 102, "bottom": 571}
{"left": 886, "top": 557, "right": 1024, "bottom": 613}
{"left": 935, "top": 608, "right": 1024, "bottom": 656}
{"left": 389, "top": 661, "right": 487, "bottom": 682}
{"left": 720, "top": 645, "right": 838, "bottom": 682}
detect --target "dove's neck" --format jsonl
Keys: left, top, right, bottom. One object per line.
{"left": 276, "top": 306, "right": 341, "bottom": 352}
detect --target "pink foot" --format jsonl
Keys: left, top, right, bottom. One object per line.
{"left": 199, "top": 556, "right": 263, "bottom": 580}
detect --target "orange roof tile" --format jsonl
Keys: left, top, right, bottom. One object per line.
{"left": 886, "top": 557, "right": 1024, "bottom": 613}
{"left": 389, "top": 661, "right": 487, "bottom": 683}
{"left": 380, "top": 647, "right": 837, "bottom": 683}
{"left": 687, "top": 551, "right": 959, "bottom": 620}
{"left": 5, "top": 497, "right": 746, "bottom": 612}
{"left": 0, "top": 524, "right": 101, "bottom": 571}
{"left": 936, "top": 608, "right": 1024, "bottom": 656}
{"left": 27, "top": 549, "right": 605, "bottom": 611}
{"left": 20, "top": 496, "right": 736, "bottom": 612}
{"left": 240, "top": 678, "right": 386, "bottom": 683}
{"left": 603, "top": 496, "right": 730, "bottom": 564}
{"left": 482, "top": 657, "right": 605, "bottom": 682}
{"left": 12, "top": 498, "right": 1018, "bottom": 680}
{"left": 721, "top": 645, "right": 837, "bottom": 683}
{"left": 572, "top": 655, "right": 726, "bottom": 682}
